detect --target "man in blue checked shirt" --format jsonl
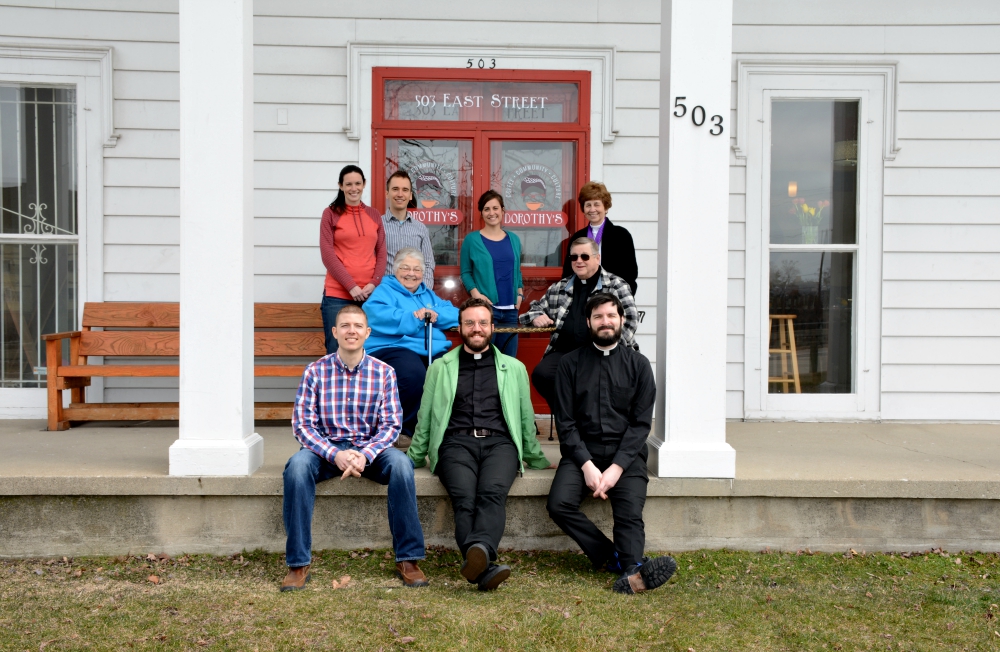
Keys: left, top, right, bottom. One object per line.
{"left": 281, "top": 304, "right": 428, "bottom": 591}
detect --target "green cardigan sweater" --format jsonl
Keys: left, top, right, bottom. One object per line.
{"left": 407, "top": 345, "right": 550, "bottom": 473}
{"left": 459, "top": 231, "right": 523, "bottom": 305}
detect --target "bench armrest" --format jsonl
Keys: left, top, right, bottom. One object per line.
{"left": 42, "top": 330, "right": 81, "bottom": 342}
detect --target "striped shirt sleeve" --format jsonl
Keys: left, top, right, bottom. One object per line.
{"left": 292, "top": 364, "right": 338, "bottom": 464}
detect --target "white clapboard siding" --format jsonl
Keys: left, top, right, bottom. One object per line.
{"left": 104, "top": 273, "right": 178, "bottom": 302}
{"left": 890, "top": 140, "right": 1000, "bottom": 169}
{"left": 883, "top": 337, "right": 1000, "bottom": 366}
{"left": 612, "top": 108, "right": 659, "bottom": 137}
{"left": 897, "top": 112, "right": 1000, "bottom": 141}
{"left": 730, "top": 5, "right": 1000, "bottom": 421}
{"left": 105, "top": 216, "right": 179, "bottom": 245}
{"left": 104, "top": 130, "right": 179, "bottom": 159}
{"left": 885, "top": 225, "right": 1000, "bottom": 253}
{"left": 254, "top": 74, "right": 346, "bottom": 105}
{"left": 604, "top": 193, "right": 658, "bottom": 221}
{"left": 884, "top": 253, "right": 1000, "bottom": 281}
{"left": 602, "top": 137, "right": 659, "bottom": 165}
{"left": 602, "top": 165, "right": 658, "bottom": 193}
{"left": 105, "top": 158, "right": 179, "bottom": 188}
{"left": 884, "top": 280, "right": 1000, "bottom": 309}
{"left": 898, "top": 83, "right": 1000, "bottom": 112}
{"left": 256, "top": 189, "right": 335, "bottom": 219}
{"left": 616, "top": 80, "right": 660, "bottom": 109}
{"left": 255, "top": 132, "right": 350, "bottom": 162}
{"left": 105, "top": 244, "right": 179, "bottom": 274}
{"left": 114, "top": 100, "right": 179, "bottom": 130}
{"left": 255, "top": 275, "right": 325, "bottom": 303}
{"left": 254, "top": 45, "right": 345, "bottom": 76}
{"left": 883, "top": 309, "right": 1000, "bottom": 337}
{"left": 105, "top": 187, "right": 179, "bottom": 217}
{"left": 883, "top": 365, "right": 1000, "bottom": 394}
{"left": 884, "top": 196, "right": 1000, "bottom": 225}
{"left": 254, "top": 103, "right": 347, "bottom": 134}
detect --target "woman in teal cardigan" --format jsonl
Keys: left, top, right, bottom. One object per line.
{"left": 460, "top": 190, "right": 524, "bottom": 356}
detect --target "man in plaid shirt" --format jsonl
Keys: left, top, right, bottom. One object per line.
{"left": 281, "top": 304, "right": 428, "bottom": 591}
{"left": 519, "top": 237, "right": 639, "bottom": 414}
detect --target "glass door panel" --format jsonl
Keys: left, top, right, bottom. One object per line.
{"left": 768, "top": 100, "right": 858, "bottom": 394}
{"left": 383, "top": 138, "right": 473, "bottom": 267}
{"left": 0, "top": 85, "right": 78, "bottom": 388}
{"left": 488, "top": 140, "right": 577, "bottom": 269}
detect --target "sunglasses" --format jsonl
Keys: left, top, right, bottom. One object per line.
{"left": 569, "top": 253, "right": 592, "bottom": 262}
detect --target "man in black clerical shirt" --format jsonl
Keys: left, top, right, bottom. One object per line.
{"left": 519, "top": 237, "right": 639, "bottom": 415}
{"left": 408, "top": 298, "right": 550, "bottom": 591}
{"left": 547, "top": 292, "right": 677, "bottom": 594}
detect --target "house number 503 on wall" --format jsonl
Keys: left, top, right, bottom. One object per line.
{"left": 673, "top": 97, "right": 724, "bottom": 135}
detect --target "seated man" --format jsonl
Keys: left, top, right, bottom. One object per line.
{"left": 519, "top": 237, "right": 638, "bottom": 414}
{"left": 364, "top": 247, "right": 459, "bottom": 439}
{"left": 281, "top": 304, "right": 428, "bottom": 591}
{"left": 547, "top": 293, "right": 676, "bottom": 594}
{"left": 408, "top": 297, "right": 551, "bottom": 591}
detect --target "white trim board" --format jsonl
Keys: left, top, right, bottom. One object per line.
{"left": 733, "top": 59, "right": 899, "bottom": 164}
{"left": 0, "top": 44, "right": 118, "bottom": 148}
{"left": 345, "top": 42, "right": 617, "bottom": 202}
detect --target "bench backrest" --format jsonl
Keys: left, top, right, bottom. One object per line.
{"left": 79, "top": 302, "right": 325, "bottom": 357}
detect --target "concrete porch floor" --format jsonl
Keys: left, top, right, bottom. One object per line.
{"left": 1, "top": 420, "right": 999, "bottom": 556}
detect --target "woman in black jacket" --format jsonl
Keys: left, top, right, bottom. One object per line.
{"left": 561, "top": 181, "right": 639, "bottom": 296}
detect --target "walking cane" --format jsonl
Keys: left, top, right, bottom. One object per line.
{"left": 424, "top": 313, "right": 433, "bottom": 367}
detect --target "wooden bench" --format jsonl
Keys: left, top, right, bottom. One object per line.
{"left": 42, "top": 302, "right": 325, "bottom": 431}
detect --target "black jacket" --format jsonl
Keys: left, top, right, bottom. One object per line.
{"left": 553, "top": 343, "right": 656, "bottom": 471}
{"left": 561, "top": 218, "right": 639, "bottom": 296}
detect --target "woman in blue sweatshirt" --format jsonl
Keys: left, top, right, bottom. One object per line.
{"left": 364, "top": 247, "right": 459, "bottom": 438}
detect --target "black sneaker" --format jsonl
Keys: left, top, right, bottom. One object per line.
{"left": 612, "top": 556, "right": 677, "bottom": 594}
{"left": 461, "top": 543, "right": 490, "bottom": 583}
{"left": 477, "top": 563, "right": 511, "bottom": 591}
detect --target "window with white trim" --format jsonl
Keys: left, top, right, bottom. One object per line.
{"left": 739, "top": 63, "right": 893, "bottom": 420}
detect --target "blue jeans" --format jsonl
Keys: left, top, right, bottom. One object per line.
{"left": 492, "top": 307, "right": 519, "bottom": 357}
{"left": 369, "top": 347, "right": 445, "bottom": 440}
{"left": 321, "top": 295, "right": 362, "bottom": 354}
{"left": 282, "top": 446, "right": 426, "bottom": 567}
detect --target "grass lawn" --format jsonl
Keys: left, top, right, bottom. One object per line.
{"left": 2, "top": 547, "right": 999, "bottom": 651}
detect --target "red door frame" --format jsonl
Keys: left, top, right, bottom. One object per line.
{"left": 372, "top": 67, "right": 592, "bottom": 412}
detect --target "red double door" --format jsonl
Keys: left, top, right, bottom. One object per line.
{"left": 371, "top": 68, "right": 591, "bottom": 413}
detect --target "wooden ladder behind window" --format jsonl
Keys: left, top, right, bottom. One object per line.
{"left": 768, "top": 314, "right": 801, "bottom": 394}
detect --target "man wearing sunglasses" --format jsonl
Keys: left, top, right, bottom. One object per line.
{"left": 519, "top": 237, "right": 639, "bottom": 416}
{"left": 408, "top": 297, "right": 551, "bottom": 591}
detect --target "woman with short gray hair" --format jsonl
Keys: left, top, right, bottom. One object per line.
{"left": 363, "top": 247, "right": 459, "bottom": 438}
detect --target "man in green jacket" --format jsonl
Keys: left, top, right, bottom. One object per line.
{"left": 408, "top": 297, "right": 551, "bottom": 591}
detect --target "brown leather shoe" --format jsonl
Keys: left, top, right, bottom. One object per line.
{"left": 395, "top": 561, "right": 429, "bottom": 587}
{"left": 280, "top": 565, "right": 310, "bottom": 592}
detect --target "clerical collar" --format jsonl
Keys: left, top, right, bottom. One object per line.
{"left": 461, "top": 346, "right": 492, "bottom": 361}
{"left": 593, "top": 341, "right": 619, "bottom": 356}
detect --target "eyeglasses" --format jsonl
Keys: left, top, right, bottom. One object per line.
{"left": 397, "top": 265, "right": 423, "bottom": 273}
{"left": 461, "top": 319, "right": 492, "bottom": 328}
{"left": 569, "top": 253, "right": 592, "bottom": 262}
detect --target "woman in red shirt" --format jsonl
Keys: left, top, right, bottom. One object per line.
{"left": 320, "top": 165, "right": 387, "bottom": 353}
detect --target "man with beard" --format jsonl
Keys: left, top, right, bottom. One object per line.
{"left": 408, "top": 297, "right": 551, "bottom": 591}
{"left": 547, "top": 293, "right": 676, "bottom": 594}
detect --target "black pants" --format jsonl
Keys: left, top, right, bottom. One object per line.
{"left": 436, "top": 433, "right": 519, "bottom": 561}
{"left": 531, "top": 351, "right": 566, "bottom": 413}
{"left": 546, "top": 442, "right": 649, "bottom": 569}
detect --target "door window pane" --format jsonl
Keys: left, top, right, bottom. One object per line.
{"left": 768, "top": 252, "right": 853, "bottom": 393}
{"left": 0, "top": 86, "right": 78, "bottom": 387}
{"left": 490, "top": 140, "right": 576, "bottom": 268}
{"left": 384, "top": 80, "right": 579, "bottom": 124}
{"left": 770, "top": 101, "right": 858, "bottom": 245}
{"left": 384, "top": 138, "right": 473, "bottom": 267}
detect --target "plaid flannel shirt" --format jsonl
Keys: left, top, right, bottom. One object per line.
{"left": 519, "top": 267, "right": 639, "bottom": 354}
{"left": 292, "top": 351, "right": 402, "bottom": 465}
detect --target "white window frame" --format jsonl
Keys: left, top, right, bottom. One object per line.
{"left": 0, "top": 45, "right": 114, "bottom": 416}
{"left": 740, "top": 63, "right": 894, "bottom": 420}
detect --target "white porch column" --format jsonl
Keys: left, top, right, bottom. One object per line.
{"left": 169, "top": 0, "right": 262, "bottom": 476}
{"left": 650, "top": 0, "right": 736, "bottom": 478}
